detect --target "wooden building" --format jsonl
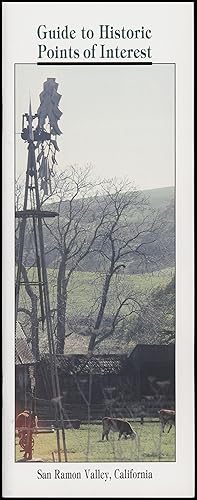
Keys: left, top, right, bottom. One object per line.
{"left": 36, "top": 353, "right": 129, "bottom": 403}
{"left": 36, "top": 343, "right": 175, "bottom": 409}
{"left": 15, "top": 322, "right": 36, "bottom": 416}
{"left": 15, "top": 340, "right": 175, "bottom": 419}
{"left": 127, "top": 343, "right": 175, "bottom": 399}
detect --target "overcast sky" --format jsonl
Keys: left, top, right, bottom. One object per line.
{"left": 15, "top": 64, "right": 175, "bottom": 191}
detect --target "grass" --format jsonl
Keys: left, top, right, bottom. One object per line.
{"left": 20, "top": 266, "right": 174, "bottom": 318}
{"left": 15, "top": 422, "right": 175, "bottom": 463}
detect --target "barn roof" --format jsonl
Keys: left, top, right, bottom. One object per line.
{"left": 15, "top": 322, "right": 36, "bottom": 365}
{"left": 127, "top": 343, "right": 175, "bottom": 360}
{"left": 41, "top": 353, "right": 127, "bottom": 375}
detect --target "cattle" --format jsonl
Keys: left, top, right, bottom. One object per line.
{"left": 158, "top": 409, "right": 175, "bottom": 433}
{"left": 102, "top": 417, "right": 137, "bottom": 441}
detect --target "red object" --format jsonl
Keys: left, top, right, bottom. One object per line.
{"left": 16, "top": 410, "right": 38, "bottom": 460}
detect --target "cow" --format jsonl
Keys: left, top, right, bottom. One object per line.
{"left": 158, "top": 409, "right": 175, "bottom": 433}
{"left": 102, "top": 417, "right": 137, "bottom": 441}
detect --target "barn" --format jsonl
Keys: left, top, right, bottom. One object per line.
{"left": 15, "top": 322, "right": 175, "bottom": 420}
{"left": 15, "top": 322, "right": 37, "bottom": 416}
{"left": 127, "top": 343, "right": 175, "bottom": 399}
{"left": 35, "top": 353, "right": 129, "bottom": 420}
{"left": 33, "top": 343, "right": 175, "bottom": 420}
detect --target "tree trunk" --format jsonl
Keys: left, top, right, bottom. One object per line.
{"left": 21, "top": 264, "right": 39, "bottom": 359}
{"left": 88, "top": 272, "right": 112, "bottom": 353}
{"left": 56, "top": 259, "right": 67, "bottom": 354}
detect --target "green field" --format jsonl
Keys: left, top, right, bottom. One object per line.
{"left": 15, "top": 422, "right": 175, "bottom": 463}
{"left": 20, "top": 266, "right": 174, "bottom": 318}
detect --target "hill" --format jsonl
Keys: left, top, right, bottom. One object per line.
{"left": 141, "top": 186, "right": 174, "bottom": 209}
{"left": 19, "top": 265, "right": 175, "bottom": 354}
{"left": 21, "top": 186, "right": 175, "bottom": 274}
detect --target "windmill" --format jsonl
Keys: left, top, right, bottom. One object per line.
{"left": 15, "top": 78, "right": 67, "bottom": 462}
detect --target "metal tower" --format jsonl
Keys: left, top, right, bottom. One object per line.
{"left": 15, "top": 78, "right": 67, "bottom": 462}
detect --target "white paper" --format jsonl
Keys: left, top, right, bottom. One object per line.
{"left": 2, "top": 2, "right": 194, "bottom": 497}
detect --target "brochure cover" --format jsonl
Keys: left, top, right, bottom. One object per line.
{"left": 2, "top": 2, "right": 194, "bottom": 498}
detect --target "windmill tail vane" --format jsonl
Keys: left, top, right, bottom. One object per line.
{"left": 37, "top": 78, "right": 63, "bottom": 135}
{"left": 21, "top": 78, "right": 62, "bottom": 195}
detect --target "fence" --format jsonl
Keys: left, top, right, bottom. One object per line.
{"left": 34, "top": 397, "right": 175, "bottom": 423}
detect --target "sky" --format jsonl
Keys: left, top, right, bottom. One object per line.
{"left": 15, "top": 64, "right": 175, "bottom": 191}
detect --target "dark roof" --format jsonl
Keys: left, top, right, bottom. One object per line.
{"left": 41, "top": 353, "right": 127, "bottom": 375}
{"left": 127, "top": 343, "right": 175, "bottom": 360}
{"left": 15, "top": 322, "right": 36, "bottom": 365}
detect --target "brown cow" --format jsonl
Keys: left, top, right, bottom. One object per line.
{"left": 158, "top": 409, "right": 175, "bottom": 433}
{"left": 102, "top": 417, "right": 137, "bottom": 441}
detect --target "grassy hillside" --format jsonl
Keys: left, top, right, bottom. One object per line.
{"left": 49, "top": 185, "right": 175, "bottom": 212}
{"left": 141, "top": 186, "right": 175, "bottom": 210}
{"left": 19, "top": 266, "right": 174, "bottom": 319}
{"left": 20, "top": 186, "right": 175, "bottom": 273}
{"left": 50, "top": 266, "right": 174, "bottom": 317}
{"left": 17, "top": 186, "right": 175, "bottom": 351}
{"left": 18, "top": 264, "right": 175, "bottom": 353}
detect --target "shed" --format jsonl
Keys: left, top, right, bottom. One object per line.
{"left": 15, "top": 322, "right": 36, "bottom": 415}
{"left": 127, "top": 343, "right": 175, "bottom": 398}
{"left": 15, "top": 322, "right": 36, "bottom": 365}
{"left": 36, "top": 353, "right": 130, "bottom": 404}
{"left": 34, "top": 344, "right": 175, "bottom": 420}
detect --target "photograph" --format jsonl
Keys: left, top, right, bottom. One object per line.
{"left": 15, "top": 63, "right": 176, "bottom": 464}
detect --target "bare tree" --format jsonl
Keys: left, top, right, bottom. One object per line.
{"left": 42, "top": 165, "right": 112, "bottom": 355}
{"left": 16, "top": 170, "right": 167, "bottom": 358}
{"left": 86, "top": 179, "right": 164, "bottom": 353}
{"left": 129, "top": 275, "right": 175, "bottom": 345}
